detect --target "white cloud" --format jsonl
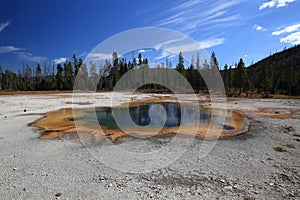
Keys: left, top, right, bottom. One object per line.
{"left": 259, "top": 0, "right": 296, "bottom": 10}
{"left": 86, "top": 53, "right": 114, "bottom": 61}
{"left": 138, "top": 49, "right": 152, "bottom": 53}
{"left": 53, "top": 57, "right": 68, "bottom": 65}
{"left": 259, "top": 0, "right": 276, "bottom": 10}
{"left": 277, "top": 0, "right": 296, "bottom": 7}
{"left": 254, "top": 24, "right": 266, "bottom": 31}
{"left": 272, "top": 23, "right": 300, "bottom": 35}
{"left": 0, "top": 21, "right": 10, "bottom": 32}
{"left": 198, "top": 38, "right": 225, "bottom": 49}
{"left": 0, "top": 45, "right": 23, "bottom": 53}
{"left": 18, "top": 52, "right": 47, "bottom": 63}
{"left": 280, "top": 31, "right": 300, "bottom": 45}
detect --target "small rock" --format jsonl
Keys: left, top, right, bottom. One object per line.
{"left": 233, "top": 185, "right": 238, "bottom": 189}
{"left": 55, "top": 192, "right": 62, "bottom": 197}
{"left": 269, "top": 182, "right": 274, "bottom": 186}
{"left": 23, "top": 188, "right": 26, "bottom": 192}
{"left": 99, "top": 176, "right": 107, "bottom": 181}
{"left": 282, "top": 125, "right": 295, "bottom": 133}
{"left": 24, "top": 109, "right": 27, "bottom": 113}
{"left": 220, "top": 179, "right": 226, "bottom": 183}
{"left": 104, "top": 182, "right": 113, "bottom": 189}
{"left": 13, "top": 167, "right": 17, "bottom": 171}
{"left": 273, "top": 146, "right": 288, "bottom": 152}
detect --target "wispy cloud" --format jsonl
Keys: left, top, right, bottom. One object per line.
{"left": 280, "top": 31, "right": 300, "bottom": 45}
{"left": 86, "top": 53, "right": 115, "bottom": 61}
{"left": 259, "top": 0, "right": 296, "bottom": 10}
{"left": 0, "top": 45, "right": 47, "bottom": 63}
{"left": 198, "top": 38, "right": 225, "bottom": 49}
{"left": 0, "top": 45, "right": 23, "bottom": 53}
{"left": 254, "top": 24, "right": 266, "bottom": 31}
{"left": 53, "top": 57, "right": 68, "bottom": 65}
{"left": 17, "top": 52, "right": 47, "bottom": 63}
{"left": 272, "top": 23, "right": 300, "bottom": 35}
{"left": 155, "top": 50, "right": 176, "bottom": 60}
{"left": 154, "top": 37, "right": 225, "bottom": 55}
{"left": 149, "top": 0, "right": 247, "bottom": 35}
{"left": 153, "top": 37, "right": 224, "bottom": 62}
{"left": 0, "top": 21, "right": 10, "bottom": 33}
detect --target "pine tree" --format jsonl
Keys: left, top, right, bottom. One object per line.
{"left": 176, "top": 52, "right": 186, "bottom": 77}
{"left": 258, "top": 65, "right": 272, "bottom": 97}
{"left": 228, "top": 66, "right": 233, "bottom": 93}
{"left": 56, "top": 64, "right": 63, "bottom": 90}
{"left": 223, "top": 64, "right": 229, "bottom": 92}
{"left": 63, "top": 61, "right": 74, "bottom": 90}
{"left": 35, "top": 63, "right": 42, "bottom": 90}
{"left": 233, "top": 58, "right": 247, "bottom": 95}
{"left": 24, "top": 65, "right": 32, "bottom": 90}
{"left": 138, "top": 53, "right": 143, "bottom": 67}
{"left": 73, "top": 54, "right": 80, "bottom": 77}
{"left": 89, "top": 61, "right": 98, "bottom": 90}
{"left": 110, "top": 52, "right": 119, "bottom": 88}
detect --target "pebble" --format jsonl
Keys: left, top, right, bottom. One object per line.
{"left": 282, "top": 125, "right": 295, "bottom": 133}
{"left": 99, "top": 176, "right": 107, "bottom": 181}
{"left": 55, "top": 192, "right": 62, "bottom": 197}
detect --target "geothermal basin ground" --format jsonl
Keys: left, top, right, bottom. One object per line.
{"left": 0, "top": 92, "right": 299, "bottom": 199}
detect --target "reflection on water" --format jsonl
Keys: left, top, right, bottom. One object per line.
{"left": 77, "top": 103, "right": 234, "bottom": 130}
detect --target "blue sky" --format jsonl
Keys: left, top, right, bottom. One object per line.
{"left": 0, "top": 0, "right": 300, "bottom": 71}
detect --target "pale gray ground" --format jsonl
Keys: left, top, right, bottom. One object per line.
{"left": 0, "top": 93, "right": 299, "bottom": 199}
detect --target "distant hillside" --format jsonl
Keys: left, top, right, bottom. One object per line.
{"left": 247, "top": 45, "right": 300, "bottom": 96}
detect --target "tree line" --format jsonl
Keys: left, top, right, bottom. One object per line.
{"left": 0, "top": 45, "right": 299, "bottom": 96}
